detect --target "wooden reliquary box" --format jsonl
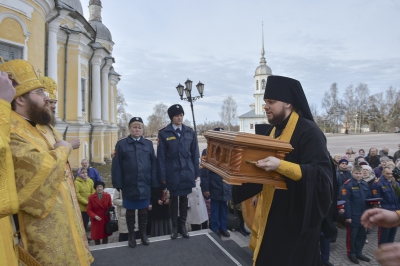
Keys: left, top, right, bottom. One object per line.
{"left": 200, "top": 131, "right": 293, "bottom": 189}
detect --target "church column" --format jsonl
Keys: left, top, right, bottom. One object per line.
{"left": 101, "top": 58, "right": 113, "bottom": 124}
{"left": 109, "top": 75, "right": 119, "bottom": 125}
{"left": 91, "top": 54, "right": 103, "bottom": 124}
{"left": 48, "top": 22, "right": 60, "bottom": 118}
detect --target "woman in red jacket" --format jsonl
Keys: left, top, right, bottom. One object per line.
{"left": 87, "top": 181, "right": 113, "bottom": 245}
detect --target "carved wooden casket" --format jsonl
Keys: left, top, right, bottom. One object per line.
{"left": 200, "top": 131, "right": 293, "bottom": 189}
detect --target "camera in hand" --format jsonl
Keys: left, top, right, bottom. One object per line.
{"left": 393, "top": 167, "right": 400, "bottom": 180}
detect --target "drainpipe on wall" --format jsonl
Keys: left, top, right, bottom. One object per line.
{"left": 88, "top": 47, "right": 97, "bottom": 163}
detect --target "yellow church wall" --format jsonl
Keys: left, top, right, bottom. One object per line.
{"left": 66, "top": 46, "right": 79, "bottom": 121}
{"left": 0, "top": 7, "right": 45, "bottom": 71}
{"left": 57, "top": 43, "right": 81, "bottom": 122}
{"left": 0, "top": 17, "right": 25, "bottom": 44}
{"left": 65, "top": 131, "right": 91, "bottom": 169}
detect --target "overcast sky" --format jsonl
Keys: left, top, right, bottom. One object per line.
{"left": 83, "top": 0, "right": 400, "bottom": 125}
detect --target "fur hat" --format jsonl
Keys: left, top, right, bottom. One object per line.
{"left": 0, "top": 57, "right": 43, "bottom": 99}
{"left": 380, "top": 156, "right": 390, "bottom": 162}
{"left": 167, "top": 104, "right": 184, "bottom": 120}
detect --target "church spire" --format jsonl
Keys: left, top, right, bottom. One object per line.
{"left": 89, "top": 0, "right": 102, "bottom": 22}
{"left": 260, "top": 22, "right": 266, "bottom": 66}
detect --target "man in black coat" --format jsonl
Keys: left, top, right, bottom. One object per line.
{"left": 365, "top": 147, "right": 381, "bottom": 169}
{"left": 200, "top": 128, "right": 232, "bottom": 238}
{"left": 233, "top": 76, "right": 333, "bottom": 266}
{"left": 112, "top": 117, "right": 158, "bottom": 248}
{"left": 157, "top": 104, "right": 199, "bottom": 239}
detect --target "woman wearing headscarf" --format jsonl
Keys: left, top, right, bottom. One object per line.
{"left": 87, "top": 181, "right": 113, "bottom": 245}
{"left": 361, "top": 165, "right": 376, "bottom": 186}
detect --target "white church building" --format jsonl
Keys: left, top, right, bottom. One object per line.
{"left": 238, "top": 31, "right": 272, "bottom": 133}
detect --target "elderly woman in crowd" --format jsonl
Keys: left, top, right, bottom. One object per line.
{"left": 333, "top": 154, "right": 342, "bottom": 170}
{"left": 74, "top": 168, "right": 95, "bottom": 240}
{"left": 87, "top": 181, "right": 113, "bottom": 245}
{"left": 361, "top": 165, "right": 376, "bottom": 186}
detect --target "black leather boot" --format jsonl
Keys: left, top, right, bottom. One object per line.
{"left": 126, "top": 210, "right": 137, "bottom": 248}
{"left": 138, "top": 209, "right": 150, "bottom": 246}
{"left": 170, "top": 196, "right": 179, "bottom": 239}
{"left": 179, "top": 195, "right": 190, "bottom": 239}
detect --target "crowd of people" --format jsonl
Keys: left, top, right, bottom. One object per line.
{"left": 2, "top": 57, "right": 400, "bottom": 266}
{"left": 329, "top": 146, "right": 400, "bottom": 265}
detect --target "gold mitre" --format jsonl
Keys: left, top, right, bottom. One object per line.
{"left": 39, "top": 76, "right": 57, "bottom": 100}
{"left": 0, "top": 57, "right": 43, "bottom": 99}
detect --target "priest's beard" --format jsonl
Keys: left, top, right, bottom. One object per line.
{"left": 50, "top": 111, "right": 57, "bottom": 126}
{"left": 26, "top": 97, "right": 52, "bottom": 125}
{"left": 267, "top": 105, "right": 287, "bottom": 125}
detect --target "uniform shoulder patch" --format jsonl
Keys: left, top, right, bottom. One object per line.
{"left": 341, "top": 188, "right": 347, "bottom": 195}
{"left": 343, "top": 179, "right": 351, "bottom": 185}
{"left": 372, "top": 189, "right": 378, "bottom": 195}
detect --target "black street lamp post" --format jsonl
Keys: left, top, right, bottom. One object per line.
{"left": 175, "top": 79, "right": 204, "bottom": 135}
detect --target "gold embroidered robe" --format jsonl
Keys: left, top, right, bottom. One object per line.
{"left": 0, "top": 99, "right": 19, "bottom": 266}
{"left": 10, "top": 112, "right": 94, "bottom": 266}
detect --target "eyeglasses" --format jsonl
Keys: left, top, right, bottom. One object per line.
{"left": 30, "top": 88, "right": 49, "bottom": 98}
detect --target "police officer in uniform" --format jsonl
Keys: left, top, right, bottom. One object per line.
{"left": 341, "top": 165, "right": 371, "bottom": 264}
{"left": 371, "top": 166, "right": 400, "bottom": 245}
{"left": 112, "top": 117, "right": 158, "bottom": 248}
{"left": 157, "top": 104, "right": 199, "bottom": 239}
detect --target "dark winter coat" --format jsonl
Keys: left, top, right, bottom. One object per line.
{"left": 87, "top": 192, "right": 112, "bottom": 240}
{"left": 341, "top": 178, "right": 370, "bottom": 226}
{"left": 371, "top": 177, "right": 400, "bottom": 211}
{"left": 157, "top": 123, "right": 199, "bottom": 191}
{"left": 112, "top": 136, "right": 158, "bottom": 200}
{"left": 200, "top": 149, "right": 232, "bottom": 201}
{"left": 336, "top": 169, "right": 352, "bottom": 199}
{"left": 365, "top": 155, "right": 381, "bottom": 169}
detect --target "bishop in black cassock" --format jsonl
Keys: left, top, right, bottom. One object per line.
{"left": 233, "top": 76, "right": 333, "bottom": 266}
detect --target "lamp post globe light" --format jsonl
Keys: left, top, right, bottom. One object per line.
{"left": 175, "top": 79, "right": 204, "bottom": 135}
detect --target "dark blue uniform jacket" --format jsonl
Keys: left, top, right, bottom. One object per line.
{"left": 371, "top": 177, "right": 400, "bottom": 211}
{"left": 112, "top": 136, "right": 158, "bottom": 200}
{"left": 157, "top": 123, "right": 199, "bottom": 191}
{"left": 341, "top": 178, "right": 370, "bottom": 226}
{"left": 200, "top": 149, "right": 232, "bottom": 201}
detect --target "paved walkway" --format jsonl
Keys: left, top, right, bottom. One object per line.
{"left": 89, "top": 221, "right": 400, "bottom": 265}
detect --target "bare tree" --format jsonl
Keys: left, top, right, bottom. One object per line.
{"left": 386, "top": 86, "right": 400, "bottom": 130}
{"left": 321, "top": 83, "right": 345, "bottom": 133}
{"left": 183, "top": 119, "right": 192, "bottom": 127}
{"left": 146, "top": 103, "right": 169, "bottom": 137}
{"left": 219, "top": 96, "right": 238, "bottom": 131}
{"left": 116, "top": 89, "right": 132, "bottom": 138}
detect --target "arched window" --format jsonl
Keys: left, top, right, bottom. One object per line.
{"left": 261, "top": 79, "right": 266, "bottom": 90}
{"left": 256, "top": 80, "right": 259, "bottom": 90}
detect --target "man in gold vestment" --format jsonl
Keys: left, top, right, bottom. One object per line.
{"left": 0, "top": 59, "right": 93, "bottom": 265}
{"left": 0, "top": 69, "right": 19, "bottom": 266}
